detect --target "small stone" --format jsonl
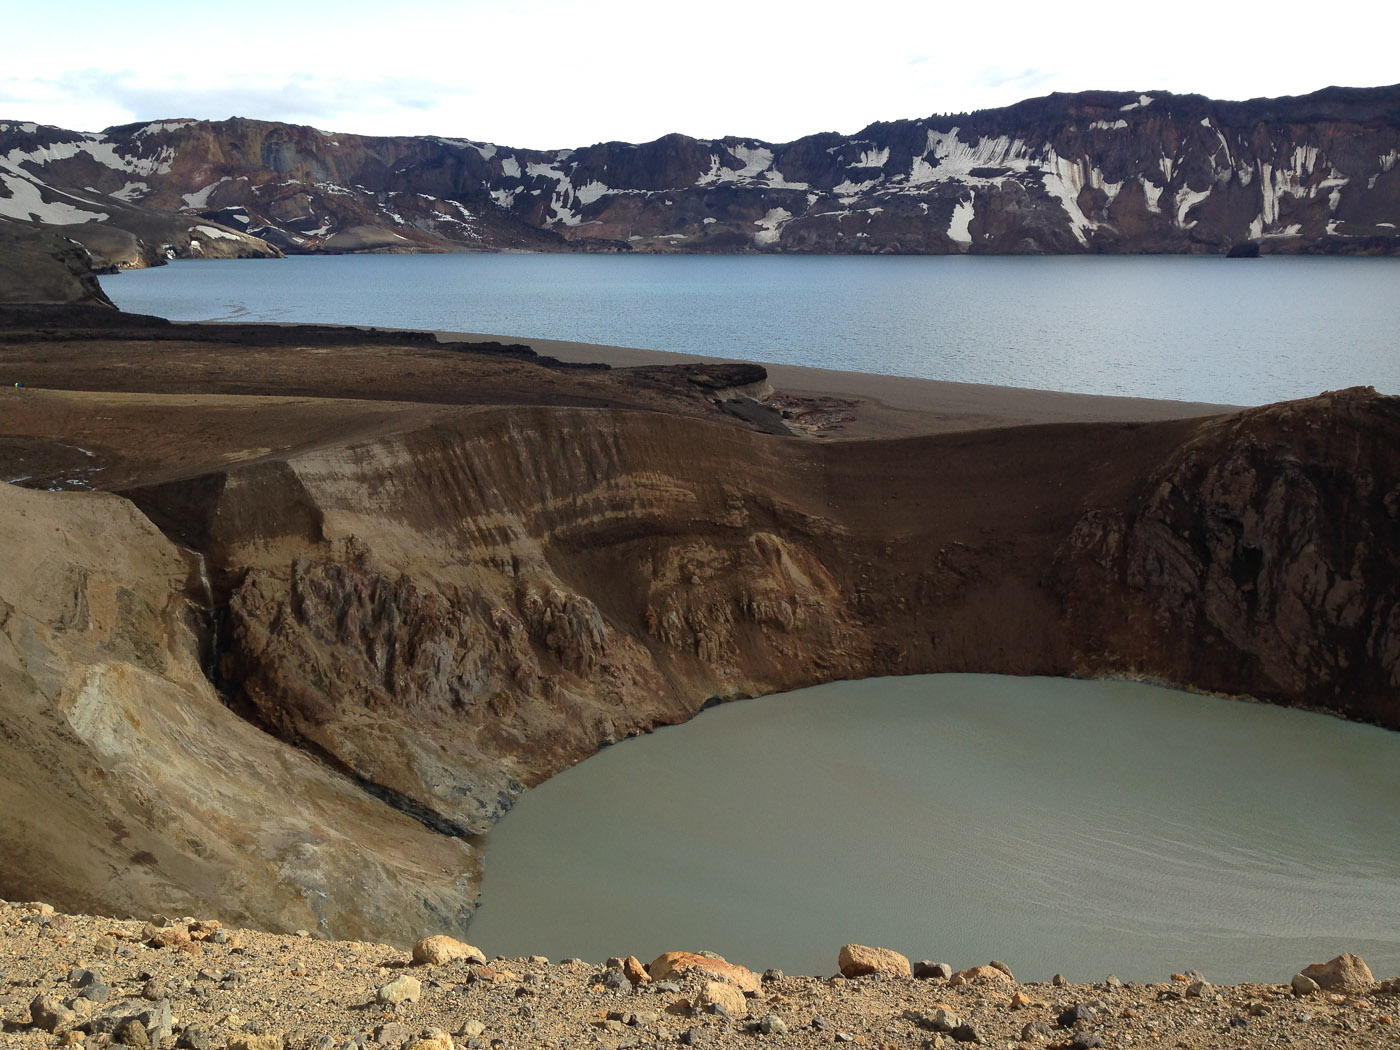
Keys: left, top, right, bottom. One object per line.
{"left": 1300, "top": 952, "right": 1375, "bottom": 994}
{"left": 757, "top": 1013, "right": 787, "bottom": 1036}
{"left": 950, "top": 1022, "right": 981, "bottom": 1044}
{"left": 177, "top": 1027, "right": 213, "bottom": 1050}
{"left": 1019, "top": 1020, "right": 1054, "bottom": 1041}
{"left": 1058, "top": 1004, "right": 1094, "bottom": 1028}
{"left": 1071, "top": 1033, "right": 1105, "bottom": 1049}
{"left": 30, "top": 995, "right": 77, "bottom": 1035}
{"left": 1185, "top": 979, "right": 1212, "bottom": 998}
{"left": 678, "top": 1028, "right": 705, "bottom": 1046}
{"left": 1104, "top": 975, "right": 1124, "bottom": 989}
{"left": 654, "top": 981, "right": 681, "bottom": 993}
{"left": 412, "top": 936, "right": 486, "bottom": 967}
{"left": 837, "top": 944, "right": 912, "bottom": 978}
{"left": 762, "top": 968, "right": 783, "bottom": 982}
{"left": 1291, "top": 973, "right": 1321, "bottom": 996}
{"left": 373, "top": 1023, "right": 409, "bottom": 1045}
{"left": 1009, "top": 991, "right": 1031, "bottom": 1009}
{"left": 456, "top": 1022, "right": 486, "bottom": 1039}
{"left": 601, "top": 968, "right": 632, "bottom": 992}
{"left": 227, "top": 1037, "right": 282, "bottom": 1050}
{"left": 26, "top": 902, "right": 56, "bottom": 916}
{"left": 69, "top": 968, "right": 98, "bottom": 988}
{"left": 1052, "top": 973, "right": 1068, "bottom": 987}
{"left": 113, "top": 1019, "right": 151, "bottom": 1050}
{"left": 80, "top": 984, "right": 111, "bottom": 1003}
{"left": 377, "top": 974, "right": 422, "bottom": 1005}
{"left": 59, "top": 1033, "right": 86, "bottom": 1047}
{"left": 913, "top": 961, "right": 952, "bottom": 980}
{"left": 927, "top": 1008, "right": 962, "bottom": 1033}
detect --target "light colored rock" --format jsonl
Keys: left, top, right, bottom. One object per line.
{"left": 928, "top": 1007, "right": 962, "bottom": 1033}
{"left": 29, "top": 995, "right": 77, "bottom": 1035}
{"left": 412, "top": 935, "right": 486, "bottom": 967}
{"left": 648, "top": 952, "right": 760, "bottom": 994}
{"left": 377, "top": 974, "right": 422, "bottom": 1005}
{"left": 757, "top": 1013, "right": 787, "bottom": 1036}
{"left": 622, "top": 956, "right": 650, "bottom": 986}
{"left": 837, "top": 944, "right": 912, "bottom": 979}
{"left": 456, "top": 1021, "right": 486, "bottom": 1039}
{"left": 951, "top": 964, "right": 1013, "bottom": 984}
{"left": 697, "top": 980, "right": 747, "bottom": 1018}
{"left": 227, "top": 1037, "right": 282, "bottom": 1050}
{"left": 1301, "top": 952, "right": 1374, "bottom": 993}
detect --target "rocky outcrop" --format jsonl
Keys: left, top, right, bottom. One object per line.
{"left": 2, "top": 85, "right": 1398, "bottom": 265}
{"left": 0, "top": 482, "right": 478, "bottom": 943}
{"left": 1056, "top": 387, "right": 1400, "bottom": 725}
{"left": 0, "top": 225, "right": 114, "bottom": 306}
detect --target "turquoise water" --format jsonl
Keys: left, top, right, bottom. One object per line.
{"left": 467, "top": 675, "right": 1400, "bottom": 983}
{"left": 101, "top": 253, "right": 1400, "bottom": 405}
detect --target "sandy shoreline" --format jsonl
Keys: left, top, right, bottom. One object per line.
{"left": 434, "top": 328, "right": 1237, "bottom": 439}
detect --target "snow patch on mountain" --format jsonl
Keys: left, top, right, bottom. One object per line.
{"left": 0, "top": 171, "right": 108, "bottom": 223}
{"left": 948, "top": 194, "right": 974, "bottom": 246}
{"left": 753, "top": 207, "right": 791, "bottom": 246}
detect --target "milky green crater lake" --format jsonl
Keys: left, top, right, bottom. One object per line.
{"left": 467, "top": 675, "right": 1400, "bottom": 983}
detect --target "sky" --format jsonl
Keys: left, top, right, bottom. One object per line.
{"left": 2, "top": 0, "right": 1397, "bottom": 150}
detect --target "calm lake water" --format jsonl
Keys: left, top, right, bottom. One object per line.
{"left": 467, "top": 675, "right": 1400, "bottom": 983}
{"left": 101, "top": 253, "right": 1400, "bottom": 405}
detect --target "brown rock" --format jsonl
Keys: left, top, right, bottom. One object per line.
{"left": 837, "top": 944, "right": 912, "bottom": 979}
{"left": 622, "top": 956, "right": 650, "bottom": 985}
{"left": 1301, "top": 953, "right": 1375, "bottom": 993}
{"left": 148, "top": 926, "right": 192, "bottom": 949}
{"left": 29, "top": 995, "right": 76, "bottom": 1034}
{"left": 412, "top": 935, "right": 487, "bottom": 966}
{"left": 648, "top": 952, "right": 760, "bottom": 994}
{"left": 950, "top": 964, "right": 1013, "bottom": 984}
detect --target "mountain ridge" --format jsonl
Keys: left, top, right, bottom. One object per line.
{"left": 3, "top": 83, "right": 1398, "bottom": 268}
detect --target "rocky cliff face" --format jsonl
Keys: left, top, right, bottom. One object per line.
{"left": 1056, "top": 388, "right": 1400, "bottom": 724}
{"left": 3, "top": 85, "right": 1397, "bottom": 266}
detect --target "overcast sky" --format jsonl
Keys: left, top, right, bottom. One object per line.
{"left": 3, "top": 0, "right": 1397, "bottom": 150}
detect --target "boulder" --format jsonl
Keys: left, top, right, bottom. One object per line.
{"left": 412, "top": 935, "right": 486, "bottom": 967}
{"left": 648, "top": 952, "right": 760, "bottom": 994}
{"left": 376, "top": 975, "right": 422, "bottom": 1005}
{"left": 697, "top": 980, "right": 747, "bottom": 1019}
{"left": 951, "top": 963, "right": 1013, "bottom": 984}
{"left": 622, "top": 956, "right": 650, "bottom": 985}
{"left": 1300, "top": 952, "right": 1374, "bottom": 993}
{"left": 837, "top": 944, "right": 912, "bottom": 978}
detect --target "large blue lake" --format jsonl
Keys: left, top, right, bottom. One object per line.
{"left": 101, "top": 253, "right": 1400, "bottom": 405}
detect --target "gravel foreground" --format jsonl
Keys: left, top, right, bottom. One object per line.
{"left": 2, "top": 902, "right": 1396, "bottom": 1050}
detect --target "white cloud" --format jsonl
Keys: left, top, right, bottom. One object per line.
{"left": 1, "top": 0, "right": 1397, "bottom": 148}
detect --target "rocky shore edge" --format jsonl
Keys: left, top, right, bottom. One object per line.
{"left": 3, "top": 902, "right": 1397, "bottom": 1050}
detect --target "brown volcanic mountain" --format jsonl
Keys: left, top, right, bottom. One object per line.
{"left": 1, "top": 291, "right": 1397, "bottom": 942}
{"left": 2, "top": 84, "right": 1399, "bottom": 268}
